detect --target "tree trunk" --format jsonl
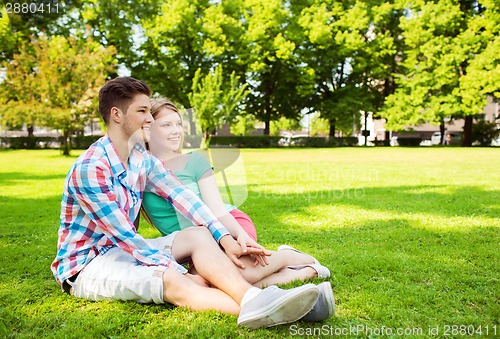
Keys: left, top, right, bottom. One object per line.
{"left": 264, "top": 120, "right": 270, "bottom": 136}
{"left": 202, "top": 129, "right": 211, "bottom": 149}
{"left": 27, "top": 125, "right": 34, "bottom": 137}
{"left": 61, "top": 129, "right": 71, "bottom": 156}
{"left": 439, "top": 121, "right": 446, "bottom": 145}
{"left": 462, "top": 115, "right": 473, "bottom": 147}
{"left": 27, "top": 125, "right": 36, "bottom": 149}
{"left": 329, "top": 121, "right": 336, "bottom": 137}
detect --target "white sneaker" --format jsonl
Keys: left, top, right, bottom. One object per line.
{"left": 237, "top": 284, "right": 319, "bottom": 329}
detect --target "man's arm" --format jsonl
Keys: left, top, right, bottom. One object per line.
{"left": 145, "top": 156, "right": 269, "bottom": 268}
{"left": 70, "top": 161, "right": 187, "bottom": 274}
{"left": 145, "top": 157, "right": 231, "bottom": 243}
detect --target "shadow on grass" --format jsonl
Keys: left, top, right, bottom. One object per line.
{"left": 242, "top": 184, "right": 499, "bottom": 325}
{"left": 0, "top": 172, "right": 67, "bottom": 187}
{"left": 246, "top": 184, "right": 500, "bottom": 221}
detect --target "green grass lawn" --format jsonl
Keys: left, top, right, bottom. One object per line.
{"left": 0, "top": 148, "right": 499, "bottom": 338}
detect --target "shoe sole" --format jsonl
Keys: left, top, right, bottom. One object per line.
{"left": 322, "top": 282, "right": 335, "bottom": 317}
{"left": 238, "top": 284, "right": 319, "bottom": 329}
{"left": 302, "top": 282, "right": 335, "bottom": 322}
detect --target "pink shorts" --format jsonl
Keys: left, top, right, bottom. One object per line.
{"left": 229, "top": 209, "right": 257, "bottom": 241}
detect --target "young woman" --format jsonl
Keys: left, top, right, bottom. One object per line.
{"left": 142, "top": 97, "right": 331, "bottom": 287}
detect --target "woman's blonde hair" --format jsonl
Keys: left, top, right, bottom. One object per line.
{"left": 150, "top": 97, "right": 184, "bottom": 153}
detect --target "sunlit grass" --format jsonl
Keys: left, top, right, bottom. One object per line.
{"left": 0, "top": 148, "right": 499, "bottom": 338}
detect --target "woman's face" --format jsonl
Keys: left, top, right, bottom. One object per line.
{"left": 149, "top": 107, "right": 183, "bottom": 155}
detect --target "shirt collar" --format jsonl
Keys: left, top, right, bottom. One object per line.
{"left": 101, "top": 134, "right": 149, "bottom": 177}
{"left": 101, "top": 134, "right": 127, "bottom": 178}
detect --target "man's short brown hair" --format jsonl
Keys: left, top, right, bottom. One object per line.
{"left": 98, "top": 77, "right": 152, "bottom": 124}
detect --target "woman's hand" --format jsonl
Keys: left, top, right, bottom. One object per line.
{"left": 219, "top": 235, "right": 269, "bottom": 269}
{"left": 220, "top": 234, "right": 271, "bottom": 268}
{"left": 234, "top": 231, "right": 271, "bottom": 267}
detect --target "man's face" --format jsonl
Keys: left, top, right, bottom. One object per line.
{"left": 121, "top": 94, "right": 152, "bottom": 144}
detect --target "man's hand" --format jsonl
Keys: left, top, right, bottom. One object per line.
{"left": 219, "top": 234, "right": 271, "bottom": 269}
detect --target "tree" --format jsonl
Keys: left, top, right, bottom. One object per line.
{"left": 1, "top": 0, "right": 84, "bottom": 62}
{"left": 0, "top": 34, "right": 116, "bottom": 154}
{"left": 138, "top": 0, "right": 212, "bottom": 107}
{"left": 471, "top": 118, "right": 500, "bottom": 146}
{"left": 0, "top": 8, "right": 20, "bottom": 62}
{"left": 188, "top": 65, "right": 248, "bottom": 146}
{"left": 239, "top": 0, "right": 310, "bottom": 135}
{"left": 309, "top": 112, "right": 332, "bottom": 137}
{"left": 230, "top": 114, "right": 257, "bottom": 136}
{"left": 381, "top": 0, "right": 500, "bottom": 146}
{"left": 270, "top": 117, "right": 302, "bottom": 136}
{"left": 297, "top": 1, "right": 377, "bottom": 137}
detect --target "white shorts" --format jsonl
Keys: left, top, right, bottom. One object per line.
{"left": 69, "top": 232, "right": 179, "bottom": 304}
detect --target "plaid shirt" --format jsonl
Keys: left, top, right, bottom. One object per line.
{"left": 51, "top": 135, "right": 230, "bottom": 286}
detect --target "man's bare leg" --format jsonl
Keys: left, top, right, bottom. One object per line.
{"left": 162, "top": 267, "right": 239, "bottom": 314}
{"left": 170, "top": 227, "right": 254, "bottom": 304}
{"left": 167, "top": 227, "right": 321, "bottom": 328}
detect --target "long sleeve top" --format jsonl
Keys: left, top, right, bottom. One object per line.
{"left": 51, "top": 135, "right": 229, "bottom": 286}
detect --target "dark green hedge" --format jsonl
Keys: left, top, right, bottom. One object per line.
{"left": 208, "top": 136, "right": 282, "bottom": 148}
{"left": 397, "top": 137, "right": 423, "bottom": 147}
{"left": 70, "top": 135, "right": 102, "bottom": 149}
{"left": 209, "top": 136, "right": 358, "bottom": 148}
{"left": 0, "top": 136, "right": 58, "bottom": 149}
{"left": 0, "top": 135, "right": 102, "bottom": 150}
{"left": 1, "top": 135, "right": 359, "bottom": 149}
{"left": 290, "top": 136, "right": 358, "bottom": 147}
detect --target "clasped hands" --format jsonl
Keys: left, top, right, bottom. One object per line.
{"left": 219, "top": 232, "right": 272, "bottom": 269}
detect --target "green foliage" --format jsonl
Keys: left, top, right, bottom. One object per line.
{"left": 0, "top": 1, "right": 83, "bottom": 62}
{"left": 471, "top": 118, "right": 500, "bottom": 146}
{"left": 270, "top": 117, "right": 302, "bottom": 136}
{"left": 381, "top": 0, "right": 500, "bottom": 144}
{"left": 0, "top": 34, "right": 116, "bottom": 155}
{"left": 309, "top": 113, "right": 330, "bottom": 136}
{"left": 230, "top": 114, "right": 257, "bottom": 136}
{"left": 297, "top": 1, "right": 403, "bottom": 135}
{"left": 2, "top": 0, "right": 498, "bottom": 145}
{"left": 238, "top": 0, "right": 312, "bottom": 133}
{"left": 188, "top": 64, "right": 248, "bottom": 145}
{"left": 0, "top": 8, "right": 20, "bottom": 62}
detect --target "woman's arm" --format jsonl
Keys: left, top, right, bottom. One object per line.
{"left": 198, "top": 170, "right": 245, "bottom": 236}
{"left": 198, "top": 170, "right": 271, "bottom": 265}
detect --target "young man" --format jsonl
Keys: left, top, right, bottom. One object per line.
{"left": 51, "top": 77, "right": 324, "bottom": 329}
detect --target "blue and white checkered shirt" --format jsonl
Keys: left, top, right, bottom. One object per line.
{"left": 51, "top": 135, "right": 230, "bottom": 286}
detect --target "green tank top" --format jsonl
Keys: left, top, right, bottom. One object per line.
{"left": 142, "top": 152, "right": 235, "bottom": 235}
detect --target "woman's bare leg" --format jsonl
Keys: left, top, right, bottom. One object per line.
{"left": 235, "top": 251, "right": 317, "bottom": 285}
{"left": 251, "top": 267, "right": 317, "bottom": 288}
